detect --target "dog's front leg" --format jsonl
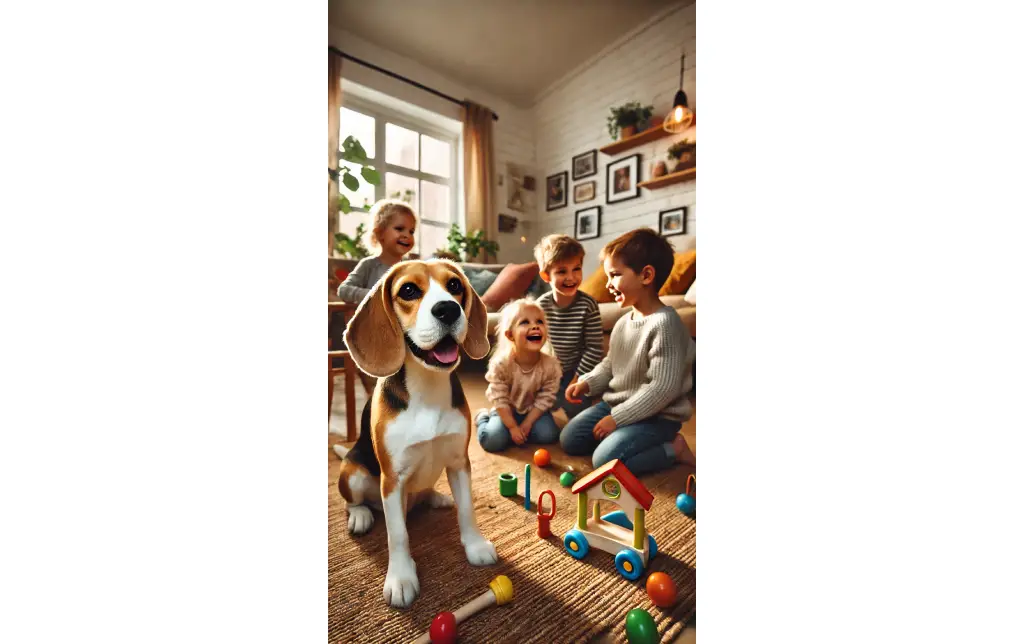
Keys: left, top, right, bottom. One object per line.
{"left": 380, "top": 475, "right": 419, "bottom": 608}
{"left": 446, "top": 465, "right": 498, "bottom": 566}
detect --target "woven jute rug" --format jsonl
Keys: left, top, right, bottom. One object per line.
{"left": 328, "top": 424, "right": 696, "bottom": 643}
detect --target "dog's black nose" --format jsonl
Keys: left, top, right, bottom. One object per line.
{"left": 431, "top": 301, "right": 461, "bottom": 325}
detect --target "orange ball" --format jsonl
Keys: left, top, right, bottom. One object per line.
{"left": 646, "top": 572, "right": 677, "bottom": 607}
{"left": 533, "top": 448, "right": 551, "bottom": 467}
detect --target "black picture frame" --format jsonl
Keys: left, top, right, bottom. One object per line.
{"left": 575, "top": 206, "right": 602, "bottom": 240}
{"left": 546, "top": 171, "right": 568, "bottom": 211}
{"left": 659, "top": 206, "right": 688, "bottom": 237}
{"left": 606, "top": 154, "right": 641, "bottom": 204}
{"left": 572, "top": 149, "right": 598, "bottom": 180}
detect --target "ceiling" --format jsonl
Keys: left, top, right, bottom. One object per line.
{"left": 330, "top": 0, "right": 681, "bottom": 107}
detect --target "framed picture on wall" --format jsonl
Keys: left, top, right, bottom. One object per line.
{"left": 606, "top": 154, "right": 641, "bottom": 204}
{"left": 659, "top": 206, "right": 688, "bottom": 237}
{"left": 572, "top": 149, "right": 598, "bottom": 180}
{"left": 575, "top": 206, "right": 601, "bottom": 241}
{"left": 574, "top": 180, "right": 596, "bottom": 203}
{"left": 546, "top": 171, "right": 568, "bottom": 211}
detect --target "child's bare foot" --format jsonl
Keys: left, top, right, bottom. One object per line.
{"left": 672, "top": 433, "right": 695, "bottom": 465}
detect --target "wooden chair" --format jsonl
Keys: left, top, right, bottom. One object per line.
{"left": 328, "top": 302, "right": 359, "bottom": 442}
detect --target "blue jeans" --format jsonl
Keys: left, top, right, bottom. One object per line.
{"left": 477, "top": 408, "right": 560, "bottom": 453}
{"left": 559, "top": 401, "right": 679, "bottom": 476}
{"left": 554, "top": 370, "right": 592, "bottom": 419}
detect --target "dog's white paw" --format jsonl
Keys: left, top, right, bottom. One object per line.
{"left": 428, "top": 491, "right": 455, "bottom": 508}
{"left": 382, "top": 556, "right": 419, "bottom": 608}
{"left": 347, "top": 505, "right": 374, "bottom": 535}
{"left": 463, "top": 537, "right": 498, "bottom": 566}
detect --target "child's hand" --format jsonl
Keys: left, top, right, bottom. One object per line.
{"left": 519, "top": 419, "right": 534, "bottom": 438}
{"left": 593, "top": 415, "right": 617, "bottom": 439}
{"left": 509, "top": 424, "right": 527, "bottom": 445}
{"left": 565, "top": 380, "right": 589, "bottom": 403}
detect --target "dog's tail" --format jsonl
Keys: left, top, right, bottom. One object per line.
{"left": 332, "top": 444, "right": 350, "bottom": 459}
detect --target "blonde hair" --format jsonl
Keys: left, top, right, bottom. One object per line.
{"left": 533, "top": 234, "right": 585, "bottom": 273}
{"left": 368, "top": 198, "right": 417, "bottom": 247}
{"left": 490, "top": 298, "right": 553, "bottom": 364}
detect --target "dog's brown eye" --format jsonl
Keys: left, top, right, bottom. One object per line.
{"left": 447, "top": 278, "right": 464, "bottom": 295}
{"left": 398, "top": 283, "right": 422, "bottom": 301}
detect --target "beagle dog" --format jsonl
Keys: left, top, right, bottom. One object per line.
{"left": 334, "top": 259, "right": 496, "bottom": 608}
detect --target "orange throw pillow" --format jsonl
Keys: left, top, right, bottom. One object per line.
{"left": 659, "top": 251, "right": 697, "bottom": 296}
{"left": 579, "top": 265, "right": 613, "bottom": 303}
{"left": 481, "top": 262, "right": 540, "bottom": 311}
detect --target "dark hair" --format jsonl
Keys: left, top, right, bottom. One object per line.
{"left": 599, "top": 228, "right": 676, "bottom": 292}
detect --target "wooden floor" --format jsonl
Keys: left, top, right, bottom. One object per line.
{"left": 329, "top": 368, "right": 697, "bottom": 643}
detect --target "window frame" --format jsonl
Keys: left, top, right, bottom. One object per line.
{"left": 337, "top": 95, "right": 460, "bottom": 255}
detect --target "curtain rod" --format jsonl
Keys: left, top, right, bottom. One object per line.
{"left": 330, "top": 47, "right": 499, "bottom": 122}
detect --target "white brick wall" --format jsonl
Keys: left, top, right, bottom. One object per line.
{"left": 535, "top": 1, "right": 697, "bottom": 276}
{"left": 329, "top": 0, "right": 696, "bottom": 268}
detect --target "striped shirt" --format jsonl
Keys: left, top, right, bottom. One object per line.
{"left": 536, "top": 291, "right": 605, "bottom": 379}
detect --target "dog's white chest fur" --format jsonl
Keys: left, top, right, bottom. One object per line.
{"left": 383, "top": 368, "right": 467, "bottom": 494}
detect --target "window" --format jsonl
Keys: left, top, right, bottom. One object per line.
{"left": 337, "top": 98, "right": 459, "bottom": 257}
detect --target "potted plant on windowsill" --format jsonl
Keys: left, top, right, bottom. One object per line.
{"left": 443, "top": 224, "right": 500, "bottom": 263}
{"left": 607, "top": 101, "right": 654, "bottom": 140}
{"left": 667, "top": 139, "right": 697, "bottom": 173}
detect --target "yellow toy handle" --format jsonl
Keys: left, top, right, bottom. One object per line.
{"left": 488, "top": 574, "right": 514, "bottom": 606}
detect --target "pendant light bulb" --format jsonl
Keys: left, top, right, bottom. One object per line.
{"left": 663, "top": 56, "right": 693, "bottom": 133}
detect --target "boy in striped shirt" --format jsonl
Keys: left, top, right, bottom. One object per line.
{"left": 533, "top": 235, "right": 605, "bottom": 421}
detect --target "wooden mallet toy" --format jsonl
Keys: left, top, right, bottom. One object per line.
{"left": 411, "top": 575, "right": 514, "bottom": 644}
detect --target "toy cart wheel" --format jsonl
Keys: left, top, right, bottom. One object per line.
{"left": 564, "top": 529, "right": 590, "bottom": 560}
{"left": 647, "top": 534, "right": 658, "bottom": 560}
{"left": 614, "top": 548, "right": 645, "bottom": 581}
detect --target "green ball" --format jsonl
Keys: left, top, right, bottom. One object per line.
{"left": 625, "top": 608, "right": 660, "bottom": 644}
{"left": 559, "top": 472, "right": 575, "bottom": 487}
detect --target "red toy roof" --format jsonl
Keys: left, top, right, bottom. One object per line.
{"left": 570, "top": 459, "right": 654, "bottom": 510}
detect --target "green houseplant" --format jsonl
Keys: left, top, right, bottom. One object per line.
{"left": 667, "top": 139, "right": 697, "bottom": 172}
{"left": 607, "top": 101, "right": 654, "bottom": 140}
{"left": 445, "top": 224, "right": 500, "bottom": 262}
{"left": 330, "top": 135, "right": 381, "bottom": 214}
{"left": 333, "top": 223, "right": 370, "bottom": 260}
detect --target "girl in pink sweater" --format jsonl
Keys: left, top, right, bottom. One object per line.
{"left": 475, "top": 299, "right": 562, "bottom": 452}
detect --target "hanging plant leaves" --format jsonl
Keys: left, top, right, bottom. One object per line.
{"left": 338, "top": 194, "right": 352, "bottom": 214}
{"left": 340, "top": 136, "right": 369, "bottom": 164}
{"left": 360, "top": 166, "right": 381, "bottom": 185}
{"left": 342, "top": 172, "right": 359, "bottom": 192}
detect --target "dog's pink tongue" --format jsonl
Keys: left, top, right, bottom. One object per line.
{"left": 431, "top": 343, "right": 459, "bottom": 363}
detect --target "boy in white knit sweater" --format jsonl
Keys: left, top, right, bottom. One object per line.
{"left": 561, "top": 228, "right": 695, "bottom": 475}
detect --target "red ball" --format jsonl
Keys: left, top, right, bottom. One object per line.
{"left": 646, "top": 572, "right": 678, "bottom": 608}
{"left": 429, "top": 611, "right": 457, "bottom": 644}
{"left": 533, "top": 448, "right": 551, "bottom": 467}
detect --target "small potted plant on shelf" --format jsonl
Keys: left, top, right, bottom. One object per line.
{"left": 607, "top": 101, "right": 654, "bottom": 140}
{"left": 667, "top": 139, "right": 697, "bottom": 173}
{"left": 333, "top": 223, "right": 371, "bottom": 260}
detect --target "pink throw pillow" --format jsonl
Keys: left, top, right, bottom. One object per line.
{"left": 480, "top": 262, "right": 540, "bottom": 312}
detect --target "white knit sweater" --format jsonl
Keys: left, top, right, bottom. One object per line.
{"left": 579, "top": 305, "right": 694, "bottom": 427}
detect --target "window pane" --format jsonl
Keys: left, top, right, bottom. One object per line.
{"left": 339, "top": 108, "right": 375, "bottom": 159}
{"left": 420, "top": 180, "right": 450, "bottom": 224}
{"left": 419, "top": 223, "right": 449, "bottom": 258}
{"left": 338, "top": 160, "right": 375, "bottom": 211}
{"left": 421, "top": 135, "right": 451, "bottom": 178}
{"left": 385, "top": 123, "right": 419, "bottom": 169}
{"left": 385, "top": 172, "right": 419, "bottom": 213}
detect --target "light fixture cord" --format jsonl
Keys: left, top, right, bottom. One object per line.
{"left": 679, "top": 54, "right": 685, "bottom": 88}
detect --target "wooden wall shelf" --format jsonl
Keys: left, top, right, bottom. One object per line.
{"left": 638, "top": 168, "right": 696, "bottom": 190}
{"left": 599, "top": 123, "right": 674, "bottom": 156}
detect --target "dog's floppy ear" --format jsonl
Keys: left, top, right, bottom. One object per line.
{"left": 458, "top": 267, "right": 491, "bottom": 360}
{"left": 343, "top": 268, "right": 405, "bottom": 377}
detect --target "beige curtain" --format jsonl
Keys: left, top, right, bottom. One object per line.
{"left": 462, "top": 101, "right": 497, "bottom": 263}
{"left": 328, "top": 52, "right": 343, "bottom": 256}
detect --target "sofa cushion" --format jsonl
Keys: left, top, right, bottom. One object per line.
{"left": 659, "top": 250, "right": 697, "bottom": 296}
{"left": 481, "top": 262, "right": 540, "bottom": 312}
{"left": 464, "top": 267, "right": 500, "bottom": 298}
{"left": 684, "top": 279, "right": 696, "bottom": 305}
{"left": 579, "top": 266, "right": 614, "bottom": 303}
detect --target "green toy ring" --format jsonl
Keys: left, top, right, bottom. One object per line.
{"left": 499, "top": 472, "right": 518, "bottom": 497}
